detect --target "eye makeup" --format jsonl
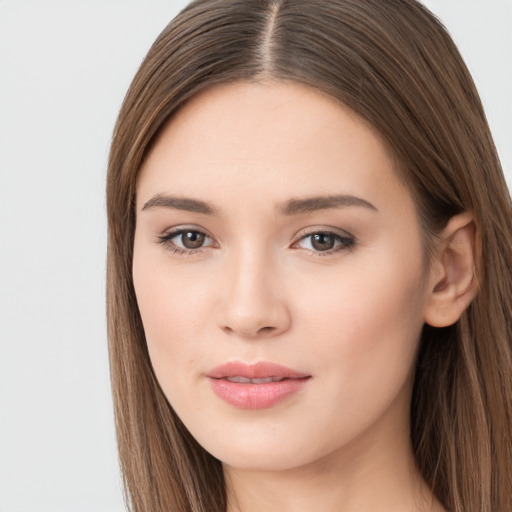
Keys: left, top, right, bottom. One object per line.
{"left": 157, "top": 225, "right": 357, "bottom": 257}
{"left": 157, "top": 227, "right": 216, "bottom": 256}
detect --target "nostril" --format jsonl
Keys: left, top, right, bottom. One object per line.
{"left": 221, "top": 324, "right": 277, "bottom": 338}
{"left": 258, "top": 326, "right": 276, "bottom": 335}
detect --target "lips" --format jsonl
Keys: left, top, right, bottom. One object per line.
{"left": 206, "top": 361, "right": 311, "bottom": 409}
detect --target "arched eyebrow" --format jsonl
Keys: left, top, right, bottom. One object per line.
{"left": 141, "top": 193, "right": 378, "bottom": 215}
{"left": 142, "top": 194, "right": 218, "bottom": 215}
{"left": 279, "top": 195, "right": 378, "bottom": 215}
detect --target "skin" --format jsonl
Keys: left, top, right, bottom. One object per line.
{"left": 133, "top": 81, "right": 475, "bottom": 512}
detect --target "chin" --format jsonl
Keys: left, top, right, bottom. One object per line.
{"left": 215, "top": 445, "right": 311, "bottom": 472}
{"left": 190, "top": 420, "right": 335, "bottom": 472}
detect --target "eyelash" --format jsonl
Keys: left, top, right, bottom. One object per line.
{"left": 157, "top": 228, "right": 356, "bottom": 256}
{"left": 157, "top": 229, "right": 216, "bottom": 256}
{"left": 292, "top": 230, "right": 356, "bottom": 255}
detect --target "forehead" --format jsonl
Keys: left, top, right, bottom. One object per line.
{"left": 137, "top": 80, "right": 413, "bottom": 218}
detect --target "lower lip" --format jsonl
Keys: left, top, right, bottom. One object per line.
{"left": 208, "top": 377, "right": 310, "bottom": 409}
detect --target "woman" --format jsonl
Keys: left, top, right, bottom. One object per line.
{"left": 106, "top": 1, "right": 512, "bottom": 511}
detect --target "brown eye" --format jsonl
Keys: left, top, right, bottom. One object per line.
{"left": 311, "top": 233, "right": 335, "bottom": 251}
{"left": 181, "top": 231, "right": 206, "bottom": 249}
{"left": 158, "top": 228, "right": 215, "bottom": 253}
{"left": 295, "top": 230, "right": 355, "bottom": 254}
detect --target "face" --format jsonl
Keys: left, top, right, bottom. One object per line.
{"left": 133, "top": 81, "right": 432, "bottom": 472}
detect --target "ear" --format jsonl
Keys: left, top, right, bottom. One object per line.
{"left": 423, "top": 213, "right": 478, "bottom": 327}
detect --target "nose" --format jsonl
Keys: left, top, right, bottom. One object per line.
{"left": 218, "top": 247, "right": 291, "bottom": 339}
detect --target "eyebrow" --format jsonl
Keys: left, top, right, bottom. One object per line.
{"left": 142, "top": 194, "right": 218, "bottom": 215}
{"left": 141, "top": 193, "right": 378, "bottom": 215}
{"left": 279, "top": 195, "right": 378, "bottom": 215}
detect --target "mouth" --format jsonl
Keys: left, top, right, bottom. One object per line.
{"left": 206, "top": 361, "right": 311, "bottom": 410}
{"left": 223, "top": 375, "right": 289, "bottom": 384}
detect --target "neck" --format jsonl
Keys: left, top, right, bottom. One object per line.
{"left": 225, "top": 450, "right": 440, "bottom": 512}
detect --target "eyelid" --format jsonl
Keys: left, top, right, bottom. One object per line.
{"left": 292, "top": 225, "right": 355, "bottom": 244}
{"left": 293, "top": 225, "right": 354, "bottom": 239}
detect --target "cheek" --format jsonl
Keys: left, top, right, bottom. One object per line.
{"left": 132, "top": 246, "right": 212, "bottom": 381}
{"left": 294, "top": 248, "right": 426, "bottom": 394}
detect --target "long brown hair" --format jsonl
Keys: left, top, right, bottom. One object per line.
{"left": 106, "top": 1, "right": 512, "bottom": 511}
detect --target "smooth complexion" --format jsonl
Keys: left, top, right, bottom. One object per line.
{"left": 133, "top": 81, "right": 475, "bottom": 512}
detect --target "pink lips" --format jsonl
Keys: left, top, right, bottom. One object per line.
{"left": 206, "top": 361, "right": 311, "bottom": 409}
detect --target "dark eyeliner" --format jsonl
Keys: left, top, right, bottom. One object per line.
{"left": 293, "top": 229, "right": 356, "bottom": 256}
{"left": 157, "top": 228, "right": 212, "bottom": 255}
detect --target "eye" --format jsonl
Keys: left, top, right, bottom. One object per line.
{"left": 158, "top": 228, "right": 216, "bottom": 254}
{"left": 294, "top": 230, "right": 355, "bottom": 254}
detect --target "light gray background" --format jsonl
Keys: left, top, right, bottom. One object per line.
{"left": 0, "top": 1, "right": 510, "bottom": 511}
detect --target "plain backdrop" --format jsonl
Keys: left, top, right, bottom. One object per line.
{"left": 0, "top": 1, "right": 510, "bottom": 511}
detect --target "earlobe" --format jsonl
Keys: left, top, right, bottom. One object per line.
{"left": 423, "top": 213, "right": 478, "bottom": 328}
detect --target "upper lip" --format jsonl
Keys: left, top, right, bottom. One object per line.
{"left": 206, "top": 361, "right": 310, "bottom": 380}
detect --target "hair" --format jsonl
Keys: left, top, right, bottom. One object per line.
{"left": 106, "top": 1, "right": 512, "bottom": 511}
